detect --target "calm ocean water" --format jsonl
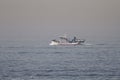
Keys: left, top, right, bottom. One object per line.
{"left": 0, "top": 39, "right": 120, "bottom": 80}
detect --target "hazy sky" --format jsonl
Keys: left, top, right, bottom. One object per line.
{"left": 0, "top": 0, "right": 120, "bottom": 40}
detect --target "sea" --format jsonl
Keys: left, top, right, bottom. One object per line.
{"left": 0, "top": 38, "right": 120, "bottom": 80}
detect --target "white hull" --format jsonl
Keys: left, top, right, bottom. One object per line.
{"left": 49, "top": 41, "right": 81, "bottom": 46}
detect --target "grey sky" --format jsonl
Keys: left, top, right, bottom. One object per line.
{"left": 0, "top": 0, "right": 120, "bottom": 40}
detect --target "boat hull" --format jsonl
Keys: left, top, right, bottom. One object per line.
{"left": 49, "top": 41, "right": 83, "bottom": 46}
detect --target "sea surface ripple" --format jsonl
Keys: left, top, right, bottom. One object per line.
{"left": 0, "top": 40, "right": 120, "bottom": 80}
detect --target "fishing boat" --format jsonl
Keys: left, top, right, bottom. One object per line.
{"left": 49, "top": 35, "right": 85, "bottom": 46}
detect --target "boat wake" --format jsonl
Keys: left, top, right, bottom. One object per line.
{"left": 84, "top": 43, "right": 93, "bottom": 46}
